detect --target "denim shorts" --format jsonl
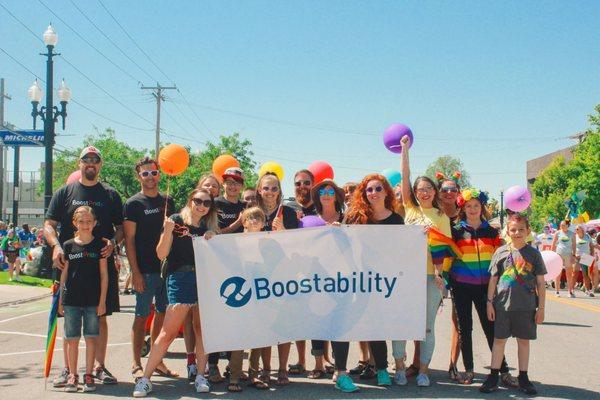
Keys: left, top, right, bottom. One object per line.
{"left": 63, "top": 306, "right": 99, "bottom": 339}
{"left": 167, "top": 270, "right": 198, "bottom": 305}
{"left": 135, "top": 273, "right": 167, "bottom": 317}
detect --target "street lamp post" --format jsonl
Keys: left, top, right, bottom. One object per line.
{"left": 500, "top": 188, "right": 505, "bottom": 229}
{"left": 29, "top": 25, "right": 70, "bottom": 215}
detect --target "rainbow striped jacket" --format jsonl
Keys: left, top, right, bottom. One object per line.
{"left": 450, "top": 220, "right": 502, "bottom": 285}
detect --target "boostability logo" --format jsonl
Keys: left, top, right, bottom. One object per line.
{"left": 219, "top": 270, "right": 399, "bottom": 308}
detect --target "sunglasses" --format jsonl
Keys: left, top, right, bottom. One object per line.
{"left": 319, "top": 188, "right": 335, "bottom": 197}
{"left": 139, "top": 170, "right": 159, "bottom": 178}
{"left": 261, "top": 186, "right": 279, "bottom": 193}
{"left": 440, "top": 187, "right": 458, "bottom": 193}
{"left": 81, "top": 156, "right": 101, "bottom": 165}
{"left": 365, "top": 186, "right": 384, "bottom": 194}
{"left": 295, "top": 180, "right": 312, "bottom": 187}
{"left": 192, "top": 198, "right": 212, "bottom": 207}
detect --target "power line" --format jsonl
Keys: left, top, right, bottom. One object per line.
{"left": 97, "top": 0, "right": 175, "bottom": 85}
{"left": 38, "top": 0, "right": 142, "bottom": 85}
{"left": 68, "top": 0, "right": 158, "bottom": 83}
{"left": 0, "top": 2, "right": 44, "bottom": 44}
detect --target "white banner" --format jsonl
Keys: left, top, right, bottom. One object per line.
{"left": 193, "top": 225, "right": 427, "bottom": 353}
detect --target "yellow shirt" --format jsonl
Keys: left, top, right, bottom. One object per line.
{"left": 404, "top": 202, "right": 452, "bottom": 275}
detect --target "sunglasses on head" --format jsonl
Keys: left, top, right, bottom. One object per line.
{"left": 365, "top": 186, "right": 384, "bottom": 194}
{"left": 81, "top": 156, "right": 101, "bottom": 165}
{"left": 261, "top": 186, "right": 279, "bottom": 193}
{"left": 139, "top": 170, "right": 159, "bottom": 178}
{"left": 192, "top": 198, "right": 212, "bottom": 207}
{"left": 440, "top": 186, "right": 458, "bottom": 193}
{"left": 294, "top": 180, "right": 311, "bottom": 187}
{"left": 319, "top": 188, "right": 335, "bottom": 197}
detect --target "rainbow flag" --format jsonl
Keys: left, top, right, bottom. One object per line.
{"left": 44, "top": 282, "right": 60, "bottom": 382}
{"left": 428, "top": 227, "right": 462, "bottom": 281}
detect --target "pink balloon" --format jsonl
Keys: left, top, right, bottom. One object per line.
{"left": 66, "top": 170, "right": 81, "bottom": 184}
{"left": 504, "top": 185, "right": 531, "bottom": 212}
{"left": 307, "top": 161, "right": 334, "bottom": 184}
{"left": 541, "top": 250, "right": 563, "bottom": 281}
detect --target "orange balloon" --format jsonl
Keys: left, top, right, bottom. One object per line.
{"left": 158, "top": 144, "right": 189, "bottom": 176}
{"left": 212, "top": 154, "right": 240, "bottom": 182}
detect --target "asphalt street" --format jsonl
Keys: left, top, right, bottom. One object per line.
{"left": 0, "top": 289, "right": 599, "bottom": 400}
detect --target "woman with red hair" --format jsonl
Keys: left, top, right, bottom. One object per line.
{"left": 345, "top": 173, "right": 403, "bottom": 387}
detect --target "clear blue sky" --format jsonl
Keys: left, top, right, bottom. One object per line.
{"left": 1, "top": 0, "right": 599, "bottom": 200}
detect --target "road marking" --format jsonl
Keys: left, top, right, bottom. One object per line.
{"left": 0, "top": 330, "right": 63, "bottom": 340}
{"left": 0, "top": 310, "right": 47, "bottom": 324}
{"left": 547, "top": 296, "right": 600, "bottom": 313}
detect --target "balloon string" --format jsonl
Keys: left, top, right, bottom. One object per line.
{"left": 164, "top": 177, "right": 171, "bottom": 220}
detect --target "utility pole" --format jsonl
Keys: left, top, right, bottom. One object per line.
{"left": 141, "top": 83, "right": 176, "bottom": 157}
{"left": 0, "top": 78, "right": 12, "bottom": 222}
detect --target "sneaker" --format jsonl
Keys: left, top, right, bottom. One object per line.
{"left": 349, "top": 361, "right": 367, "bottom": 375}
{"left": 394, "top": 370, "right": 408, "bottom": 386}
{"left": 82, "top": 373, "right": 96, "bottom": 392}
{"left": 479, "top": 374, "right": 499, "bottom": 393}
{"left": 518, "top": 376, "right": 537, "bottom": 395}
{"left": 555, "top": 291, "right": 560, "bottom": 297}
{"left": 335, "top": 374, "right": 359, "bottom": 392}
{"left": 569, "top": 292, "right": 576, "bottom": 298}
{"left": 53, "top": 368, "right": 70, "bottom": 387}
{"left": 359, "top": 364, "right": 375, "bottom": 380}
{"left": 416, "top": 373, "right": 430, "bottom": 387}
{"left": 376, "top": 369, "right": 391, "bottom": 386}
{"left": 194, "top": 375, "right": 210, "bottom": 393}
{"left": 133, "top": 377, "right": 153, "bottom": 397}
{"left": 95, "top": 365, "right": 118, "bottom": 384}
{"left": 64, "top": 374, "right": 79, "bottom": 392}
{"left": 187, "top": 363, "right": 198, "bottom": 382}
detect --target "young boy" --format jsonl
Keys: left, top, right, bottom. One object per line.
{"left": 481, "top": 214, "right": 546, "bottom": 395}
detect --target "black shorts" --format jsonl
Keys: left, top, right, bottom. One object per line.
{"left": 105, "top": 255, "right": 120, "bottom": 316}
{"left": 494, "top": 308, "right": 536, "bottom": 340}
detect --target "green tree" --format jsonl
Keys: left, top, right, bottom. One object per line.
{"left": 530, "top": 106, "right": 600, "bottom": 230}
{"left": 424, "top": 155, "right": 471, "bottom": 187}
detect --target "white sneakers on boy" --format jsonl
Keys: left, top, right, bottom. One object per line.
{"left": 133, "top": 377, "right": 152, "bottom": 397}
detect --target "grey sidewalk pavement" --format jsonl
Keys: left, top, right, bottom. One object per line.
{"left": 0, "top": 285, "right": 51, "bottom": 307}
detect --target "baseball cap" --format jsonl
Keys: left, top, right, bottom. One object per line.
{"left": 80, "top": 146, "right": 102, "bottom": 160}
{"left": 222, "top": 167, "right": 244, "bottom": 183}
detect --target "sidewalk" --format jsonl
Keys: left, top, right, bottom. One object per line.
{"left": 0, "top": 284, "right": 51, "bottom": 307}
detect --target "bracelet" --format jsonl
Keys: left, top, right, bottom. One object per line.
{"left": 487, "top": 298, "right": 494, "bottom": 303}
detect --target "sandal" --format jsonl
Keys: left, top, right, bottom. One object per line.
{"left": 349, "top": 361, "right": 368, "bottom": 375}
{"left": 239, "top": 371, "right": 249, "bottom": 381}
{"left": 324, "top": 364, "right": 335, "bottom": 374}
{"left": 276, "top": 370, "right": 290, "bottom": 386}
{"left": 227, "top": 383, "right": 243, "bottom": 392}
{"left": 458, "top": 371, "right": 474, "bottom": 385}
{"left": 308, "top": 369, "right": 326, "bottom": 379}
{"left": 448, "top": 363, "right": 459, "bottom": 381}
{"left": 405, "top": 364, "right": 419, "bottom": 378}
{"left": 208, "top": 365, "right": 224, "bottom": 383}
{"left": 287, "top": 363, "right": 305, "bottom": 375}
{"left": 500, "top": 372, "right": 519, "bottom": 388}
{"left": 259, "top": 369, "right": 272, "bottom": 384}
{"left": 131, "top": 365, "right": 144, "bottom": 381}
{"left": 249, "top": 378, "right": 269, "bottom": 390}
{"left": 155, "top": 365, "right": 179, "bottom": 378}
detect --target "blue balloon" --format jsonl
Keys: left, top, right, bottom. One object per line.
{"left": 381, "top": 168, "right": 402, "bottom": 187}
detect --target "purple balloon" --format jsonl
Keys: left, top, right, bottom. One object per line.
{"left": 504, "top": 185, "right": 531, "bottom": 212}
{"left": 299, "top": 215, "right": 326, "bottom": 228}
{"left": 383, "top": 123, "right": 413, "bottom": 154}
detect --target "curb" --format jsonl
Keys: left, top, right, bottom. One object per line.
{"left": 0, "top": 292, "right": 51, "bottom": 308}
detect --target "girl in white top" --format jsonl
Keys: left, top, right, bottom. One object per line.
{"left": 574, "top": 225, "right": 595, "bottom": 297}
{"left": 551, "top": 220, "right": 576, "bottom": 298}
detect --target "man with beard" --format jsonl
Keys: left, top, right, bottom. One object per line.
{"left": 292, "top": 169, "right": 317, "bottom": 216}
{"left": 124, "top": 157, "right": 176, "bottom": 380}
{"left": 45, "top": 146, "right": 124, "bottom": 387}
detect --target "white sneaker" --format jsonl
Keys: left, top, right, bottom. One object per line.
{"left": 569, "top": 292, "right": 576, "bottom": 298}
{"left": 416, "top": 373, "right": 430, "bottom": 387}
{"left": 133, "top": 377, "right": 152, "bottom": 397}
{"left": 194, "top": 375, "right": 210, "bottom": 393}
{"left": 555, "top": 291, "right": 560, "bottom": 297}
{"left": 394, "top": 370, "right": 407, "bottom": 386}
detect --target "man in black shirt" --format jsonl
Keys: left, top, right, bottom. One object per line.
{"left": 123, "top": 157, "right": 176, "bottom": 380}
{"left": 292, "top": 169, "right": 317, "bottom": 216}
{"left": 44, "top": 146, "right": 123, "bottom": 386}
{"left": 214, "top": 167, "right": 247, "bottom": 234}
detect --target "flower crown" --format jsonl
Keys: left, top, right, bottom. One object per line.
{"left": 456, "top": 188, "right": 489, "bottom": 207}
{"left": 435, "top": 171, "right": 461, "bottom": 184}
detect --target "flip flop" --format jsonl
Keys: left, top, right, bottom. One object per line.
{"left": 249, "top": 379, "right": 269, "bottom": 390}
{"left": 155, "top": 366, "right": 179, "bottom": 378}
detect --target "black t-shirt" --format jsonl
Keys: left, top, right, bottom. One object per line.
{"left": 166, "top": 214, "right": 208, "bottom": 273}
{"left": 368, "top": 212, "right": 404, "bottom": 225}
{"left": 302, "top": 203, "right": 318, "bottom": 216}
{"left": 214, "top": 196, "right": 247, "bottom": 233}
{"left": 47, "top": 181, "right": 124, "bottom": 245}
{"left": 62, "top": 237, "right": 105, "bottom": 307}
{"left": 264, "top": 205, "right": 299, "bottom": 231}
{"left": 123, "top": 192, "right": 175, "bottom": 274}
